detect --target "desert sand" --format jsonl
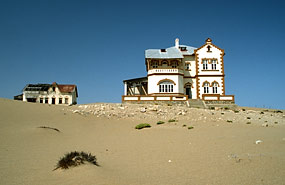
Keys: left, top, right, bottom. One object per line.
{"left": 0, "top": 98, "right": 284, "bottom": 185}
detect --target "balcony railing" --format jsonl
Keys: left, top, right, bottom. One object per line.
{"left": 148, "top": 68, "right": 183, "bottom": 75}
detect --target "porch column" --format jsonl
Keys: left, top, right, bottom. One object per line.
{"left": 124, "top": 82, "right": 127, "bottom": 95}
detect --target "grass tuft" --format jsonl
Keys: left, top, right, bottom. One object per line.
{"left": 54, "top": 151, "right": 99, "bottom": 171}
{"left": 157, "top": 121, "right": 165, "bottom": 125}
{"left": 168, "top": 119, "right": 176, "bottom": 122}
{"left": 135, "top": 123, "right": 151, "bottom": 129}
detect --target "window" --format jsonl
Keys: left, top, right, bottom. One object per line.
{"left": 203, "top": 82, "right": 209, "bottom": 94}
{"left": 59, "top": 98, "right": 62, "bottom": 104}
{"left": 65, "top": 97, "right": 69, "bottom": 104}
{"left": 152, "top": 61, "right": 158, "bottom": 68}
{"left": 212, "top": 82, "right": 218, "bottom": 93}
{"left": 159, "top": 81, "right": 174, "bottom": 93}
{"left": 203, "top": 60, "right": 208, "bottom": 70}
{"left": 52, "top": 87, "right": 56, "bottom": 91}
{"left": 186, "top": 63, "right": 190, "bottom": 70}
{"left": 211, "top": 59, "right": 217, "bottom": 70}
{"left": 171, "top": 61, "right": 177, "bottom": 68}
{"left": 45, "top": 98, "right": 48, "bottom": 104}
{"left": 160, "top": 49, "right": 166, "bottom": 52}
{"left": 207, "top": 45, "right": 211, "bottom": 52}
{"left": 40, "top": 98, "right": 43, "bottom": 103}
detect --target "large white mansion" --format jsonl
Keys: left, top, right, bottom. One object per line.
{"left": 122, "top": 38, "right": 234, "bottom": 104}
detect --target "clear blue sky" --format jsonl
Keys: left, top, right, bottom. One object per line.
{"left": 0, "top": 0, "right": 284, "bottom": 109}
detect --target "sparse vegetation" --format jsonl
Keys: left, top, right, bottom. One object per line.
{"left": 38, "top": 126, "right": 60, "bottom": 132}
{"left": 188, "top": 126, "right": 194, "bottom": 129}
{"left": 54, "top": 151, "right": 98, "bottom": 171}
{"left": 157, "top": 121, "right": 165, "bottom": 125}
{"left": 135, "top": 123, "right": 151, "bottom": 129}
{"left": 168, "top": 119, "right": 176, "bottom": 122}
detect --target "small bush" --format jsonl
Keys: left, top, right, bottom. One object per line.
{"left": 246, "top": 122, "right": 251, "bottom": 124}
{"left": 234, "top": 110, "right": 239, "bottom": 113}
{"left": 209, "top": 107, "right": 215, "bottom": 110}
{"left": 182, "top": 124, "right": 187, "bottom": 127}
{"left": 135, "top": 123, "right": 151, "bottom": 129}
{"left": 224, "top": 107, "right": 229, "bottom": 110}
{"left": 247, "top": 117, "right": 251, "bottom": 119}
{"left": 168, "top": 119, "right": 176, "bottom": 122}
{"left": 221, "top": 113, "right": 225, "bottom": 115}
{"left": 188, "top": 126, "right": 194, "bottom": 129}
{"left": 157, "top": 121, "right": 165, "bottom": 125}
{"left": 54, "top": 151, "right": 98, "bottom": 171}
{"left": 242, "top": 109, "right": 246, "bottom": 111}
{"left": 227, "top": 120, "right": 233, "bottom": 123}
{"left": 260, "top": 112, "right": 264, "bottom": 114}
{"left": 274, "top": 110, "right": 283, "bottom": 113}
{"left": 274, "top": 122, "right": 278, "bottom": 124}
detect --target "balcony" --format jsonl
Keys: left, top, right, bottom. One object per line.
{"left": 148, "top": 68, "right": 184, "bottom": 75}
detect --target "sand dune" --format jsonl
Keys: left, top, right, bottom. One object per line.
{"left": 0, "top": 98, "right": 284, "bottom": 185}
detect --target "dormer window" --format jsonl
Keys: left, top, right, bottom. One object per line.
{"left": 160, "top": 49, "right": 166, "bottom": 52}
{"left": 179, "top": 47, "right": 187, "bottom": 51}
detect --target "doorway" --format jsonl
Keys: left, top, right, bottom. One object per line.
{"left": 52, "top": 98, "right": 56, "bottom": 104}
{"left": 186, "top": 85, "right": 192, "bottom": 99}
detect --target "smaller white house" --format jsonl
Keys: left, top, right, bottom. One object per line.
{"left": 21, "top": 82, "right": 78, "bottom": 105}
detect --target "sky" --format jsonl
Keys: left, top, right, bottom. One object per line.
{"left": 0, "top": 0, "right": 284, "bottom": 109}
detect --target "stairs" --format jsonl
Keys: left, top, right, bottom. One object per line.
{"left": 186, "top": 99, "right": 207, "bottom": 109}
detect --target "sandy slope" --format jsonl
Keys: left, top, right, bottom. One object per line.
{"left": 0, "top": 98, "right": 284, "bottom": 185}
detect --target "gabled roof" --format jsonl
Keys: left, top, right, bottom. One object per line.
{"left": 145, "top": 45, "right": 197, "bottom": 59}
{"left": 57, "top": 85, "right": 76, "bottom": 93}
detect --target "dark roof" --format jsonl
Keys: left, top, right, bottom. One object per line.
{"left": 23, "top": 84, "right": 51, "bottom": 91}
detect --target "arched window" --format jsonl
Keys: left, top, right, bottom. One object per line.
{"left": 159, "top": 81, "right": 174, "bottom": 93}
{"left": 212, "top": 82, "right": 218, "bottom": 94}
{"left": 202, "top": 81, "right": 210, "bottom": 94}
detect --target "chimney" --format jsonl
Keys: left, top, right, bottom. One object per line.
{"left": 175, "top": 38, "right": 179, "bottom": 48}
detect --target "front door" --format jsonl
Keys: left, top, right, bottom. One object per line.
{"left": 186, "top": 87, "right": 192, "bottom": 99}
{"left": 52, "top": 98, "right": 56, "bottom": 104}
